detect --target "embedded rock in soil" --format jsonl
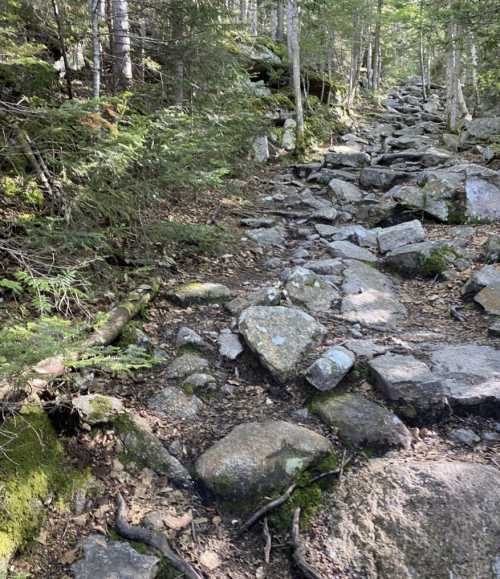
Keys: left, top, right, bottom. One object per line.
{"left": 328, "top": 178, "right": 364, "bottom": 203}
{"left": 462, "top": 264, "right": 500, "bottom": 296}
{"left": 449, "top": 428, "right": 480, "bottom": 446}
{"left": 465, "top": 176, "right": 500, "bottom": 222}
{"left": 240, "top": 217, "right": 276, "bottom": 228}
{"left": 324, "top": 146, "right": 370, "bottom": 168}
{"left": 247, "top": 226, "right": 286, "bottom": 247}
{"left": 311, "top": 392, "right": 411, "bottom": 451}
{"left": 327, "top": 240, "right": 378, "bottom": 263}
{"left": 148, "top": 386, "right": 204, "bottom": 419}
{"left": 303, "top": 258, "right": 345, "bottom": 276}
{"left": 461, "top": 116, "right": 500, "bottom": 143}
{"left": 166, "top": 353, "right": 209, "bottom": 379}
{"left": 474, "top": 283, "right": 500, "bottom": 315}
{"left": 325, "top": 459, "right": 500, "bottom": 579}
{"left": 195, "top": 420, "right": 332, "bottom": 506}
{"left": 376, "top": 147, "right": 451, "bottom": 167}
{"left": 310, "top": 206, "right": 338, "bottom": 222}
{"left": 72, "top": 534, "right": 159, "bottom": 579}
{"left": 386, "top": 183, "right": 452, "bottom": 222}
{"left": 340, "top": 260, "right": 407, "bottom": 330}
{"left": 344, "top": 339, "right": 389, "bottom": 359}
{"left": 368, "top": 353, "right": 446, "bottom": 421}
{"left": 485, "top": 234, "right": 500, "bottom": 262}
{"left": 73, "top": 394, "right": 123, "bottom": 425}
{"left": 238, "top": 306, "right": 326, "bottom": 382}
{"left": 167, "top": 282, "right": 232, "bottom": 306}
{"left": 384, "top": 240, "right": 457, "bottom": 277}
{"left": 359, "top": 167, "right": 411, "bottom": 191}
{"left": 315, "top": 223, "right": 338, "bottom": 238}
{"left": 175, "top": 326, "right": 210, "bottom": 351}
{"left": 305, "top": 346, "right": 355, "bottom": 391}
{"left": 377, "top": 219, "right": 425, "bottom": 254}
{"left": 181, "top": 373, "right": 216, "bottom": 394}
{"left": 217, "top": 329, "right": 244, "bottom": 360}
{"left": 115, "top": 414, "right": 192, "bottom": 487}
{"left": 225, "top": 286, "right": 281, "bottom": 316}
{"left": 430, "top": 344, "right": 500, "bottom": 414}
{"left": 284, "top": 267, "right": 339, "bottom": 313}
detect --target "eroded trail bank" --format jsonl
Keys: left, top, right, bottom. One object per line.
{"left": 10, "top": 82, "right": 500, "bottom": 579}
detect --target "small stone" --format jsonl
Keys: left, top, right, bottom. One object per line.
{"left": 327, "top": 240, "right": 378, "bottom": 263}
{"left": 148, "top": 387, "right": 203, "bottom": 420}
{"left": 182, "top": 373, "right": 216, "bottom": 392}
{"left": 73, "top": 394, "right": 123, "bottom": 425}
{"left": 284, "top": 267, "right": 339, "bottom": 313}
{"left": 305, "top": 346, "right": 355, "bottom": 391}
{"left": 175, "top": 327, "right": 209, "bottom": 351}
{"left": 225, "top": 286, "right": 281, "bottom": 316}
{"left": 449, "top": 428, "right": 480, "bottom": 446}
{"left": 168, "top": 282, "right": 232, "bottom": 306}
{"left": 247, "top": 227, "right": 286, "bottom": 247}
{"left": 218, "top": 330, "right": 244, "bottom": 360}
{"left": 482, "top": 431, "right": 500, "bottom": 444}
{"left": 72, "top": 535, "right": 159, "bottom": 579}
{"left": 166, "top": 353, "right": 209, "bottom": 379}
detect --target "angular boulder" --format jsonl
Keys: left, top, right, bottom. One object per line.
{"left": 327, "top": 240, "right": 378, "bottom": 263}
{"left": 360, "top": 167, "right": 411, "bottom": 191}
{"left": 377, "top": 219, "right": 426, "bottom": 253}
{"left": 284, "top": 267, "right": 339, "bottom": 313}
{"left": 195, "top": 420, "right": 332, "bottom": 506}
{"left": 328, "top": 179, "right": 364, "bottom": 203}
{"left": 247, "top": 226, "right": 286, "bottom": 247}
{"left": 148, "top": 387, "right": 204, "bottom": 419}
{"left": 305, "top": 346, "right": 355, "bottom": 391}
{"left": 384, "top": 240, "right": 457, "bottom": 277}
{"left": 238, "top": 306, "right": 326, "bottom": 381}
{"left": 311, "top": 392, "right": 411, "bottom": 451}
{"left": 324, "top": 146, "right": 370, "bottom": 168}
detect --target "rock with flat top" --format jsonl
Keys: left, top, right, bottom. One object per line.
{"left": 195, "top": 420, "right": 332, "bottom": 507}
{"left": 238, "top": 306, "right": 326, "bottom": 382}
{"left": 284, "top": 267, "right": 339, "bottom": 313}
{"left": 168, "top": 282, "right": 232, "bottom": 306}
{"left": 377, "top": 220, "right": 425, "bottom": 253}
{"left": 324, "top": 146, "right": 370, "bottom": 168}
{"left": 327, "top": 241, "right": 378, "bottom": 263}
{"left": 305, "top": 346, "right": 355, "bottom": 391}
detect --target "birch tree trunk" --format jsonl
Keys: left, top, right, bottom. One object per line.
{"left": 249, "top": 0, "right": 258, "bottom": 35}
{"left": 419, "top": 0, "right": 427, "bottom": 100}
{"left": 446, "top": 13, "right": 469, "bottom": 130}
{"left": 88, "top": 0, "right": 101, "bottom": 99}
{"left": 468, "top": 32, "right": 480, "bottom": 112}
{"left": 111, "top": 0, "right": 132, "bottom": 91}
{"left": 287, "top": 0, "right": 304, "bottom": 153}
{"left": 276, "top": 0, "right": 285, "bottom": 42}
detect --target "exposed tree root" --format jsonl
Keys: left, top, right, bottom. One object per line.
{"left": 291, "top": 507, "right": 325, "bottom": 579}
{"left": 115, "top": 493, "right": 204, "bottom": 579}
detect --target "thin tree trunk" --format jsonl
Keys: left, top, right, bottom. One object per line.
{"left": 89, "top": 0, "right": 101, "bottom": 99}
{"left": 249, "top": 0, "right": 258, "bottom": 35}
{"left": 468, "top": 31, "right": 480, "bottom": 112}
{"left": 139, "top": 18, "right": 146, "bottom": 82}
{"left": 240, "top": 0, "right": 247, "bottom": 22}
{"left": 172, "top": 5, "right": 184, "bottom": 106}
{"left": 419, "top": 0, "right": 427, "bottom": 100}
{"left": 51, "top": 0, "right": 73, "bottom": 99}
{"left": 276, "top": 0, "right": 285, "bottom": 41}
{"left": 111, "top": 0, "right": 132, "bottom": 90}
{"left": 287, "top": 0, "right": 304, "bottom": 153}
{"left": 366, "top": 35, "right": 373, "bottom": 90}
{"left": 372, "top": 0, "right": 383, "bottom": 90}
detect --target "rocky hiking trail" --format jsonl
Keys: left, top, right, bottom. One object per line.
{"left": 14, "top": 82, "right": 500, "bottom": 579}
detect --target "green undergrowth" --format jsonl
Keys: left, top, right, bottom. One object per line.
{"left": 0, "top": 405, "right": 88, "bottom": 567}
{"left": 269, "top": 453, "right": 339, "bottom": 532}
{"left": 422, "top": 246, "right": 461, "bottom": 276}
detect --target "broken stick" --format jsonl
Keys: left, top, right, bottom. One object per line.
{"left": 291, "top": 507, "right": 325, "bottom": 579}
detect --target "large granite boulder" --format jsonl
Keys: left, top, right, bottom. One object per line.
{"left": 325, "top": 459, "right": 500, "bottom": 579}
{"left": 328, "top": 179, "right": 364, "bottom": 203}
{"left": 238, "top": 306, "right": 326, "bottom": 381}
{"left": 195, "top": 420, "right": 332, "bottom": 507}
{"left": 311, "top": 392, "right": 411, "bottom": 451}
{"left": 384, "top": 240, "right": 458, "bottom": 277}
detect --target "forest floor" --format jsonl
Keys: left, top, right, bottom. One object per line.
{"left": 8, "top": 88, "right": 500, "bottom": 579}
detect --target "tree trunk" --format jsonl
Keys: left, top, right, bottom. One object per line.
{"left": 276, "top": 0, "right": 285, "bottom": 42}
{"left": 419, "top": 0, "right": 427, "bottom": 100}
{"left": 111, "top": 0, "right": 132, "bottom": 91}
{"left": 172, "top": 5, "right": 184, "bottom": 106}
{"left": 366, "top": 35, "right": 373, "bottom": 90}
{"left": 249, "top": 0, "right": 258, "bottom": 35}
{"left": 446, "top": 14, "right": 463, "bottom": 130}
{"left": 51, "top": 0, "right": 73, "bottom": 99}
{"left": 88, "top": 0, "right": 101, "bottom": 99}
{"left": 372, "top": 0, "right": 383, "bottom": 90}
{"left": 287, "top": 0, "right": 304, "bottom": 153}
{"left": 468, "top": 32, "right": 480, "bottom": 112}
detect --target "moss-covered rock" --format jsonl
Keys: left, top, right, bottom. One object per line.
{"left": 0, "top": 405, "right": 85, "bottom": 574}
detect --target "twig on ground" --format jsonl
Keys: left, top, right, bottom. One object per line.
{"left": 263, "top": 516, "right": 272, "bottom": 564}
{"left": 238, "top": 459, "right": 352, "bottom": 535}
{"left": 291, "top": 508, "right": 325, "bottom": 579}
{"left": 115, "top": 493, "right": 204, "bottom": 579}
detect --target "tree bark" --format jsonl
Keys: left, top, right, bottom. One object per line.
{"left": 51, "top": 0, "right": 73, "bottom": 99}
{"left": 419, "top": 0, "right": 427, "bottom": 100}
{"left": 287, "top": 0, "right": 304, "bottom": 153}
{"left": 89, "top": 0, "right": 102, "bottom": 99}
{"left": 276, "top": 0, "right": 285, "bottom": 41}
{"left": 249, "top": 0, "right": 258, "bottom": 35}
{"left": 372, "top": 0, "right": 383, "bottom": 90}
{"left": 111, "top": 0, "right": 133, "bottom": 90}
{"left": 468, "top": 31, "right": 480, "bottom": 112}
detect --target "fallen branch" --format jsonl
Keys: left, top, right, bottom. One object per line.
{"left": 115, "top": 494, "right": 204, "bottom": 579}
{"left": 291, "top": 508, "right": 325, "bottom": 579}
{"left": 263, "top": 516, "right": 272, "bottom": 564}
{"left": 238, "top": 459, "right": 351, "bottom": 535}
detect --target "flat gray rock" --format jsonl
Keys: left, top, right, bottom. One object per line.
{"left": 324, "top": 146, "right": 370, "bottom": 168}
{"left": 305, "top": 346, "right": 355, "bottom": 391}
{"left": 314, "top": 223, "right": 338, "bottom": 238}
{"left": 218, "top": 329, "right": 244, "bottom": 360}
{"left": 325, "top": 460, "right": 500, "bottom": 579}
{"left": 303, "top": 258, "right": 345, "bottom": 276}
{"left": 148, "top": 386, "right": 203, "bottom": 419}
{"left": 474, "top": 283, "right": 500, "bottom": 315}
{"left": 385, "top": 240, "right": 457, "bottom": 277}
{"left": 341, "top": 261, "right": 407, "bottom": 330}
{"left": 238, "top": 306, "right": 326, "bottom": 381}
{"left": 247, "top": 226, "right": 286, "bottom": 247}
{"left": 344, "top": 339, "right": 389, "bottom": 359}
{"left": 376, "top": 147, "right": 451, "bottom": 168}
{"left": 284, "top": 267, "right": 339, "bottom": 313}
{"left": 73, "top": 394, "right": 123, "bottom": 425}
{"left": 328, "top": 178, "right": 364, "bottom": 203}
{"left": 72, "top": 535, "right": 159, "bottom": 579}
{"left": 166, "top": 353, "right": 209, "bottom": 379}
{"left": 465, "top": 177, "right": 500, "bottom": 222}
{"left": 175, "top": 326, "right": 209, "bottom": 351}
{"left": 311, "top": 392, "right": 411, "bottom": 450}
{"left": 168, "top": 282, "right": 232, "bottom": 306}
{"left": 225, "top": 286, "right": 281, "bottom": 316}
{"left": 360, "top": 167, "right": 411, "bottom": 191}
{"left": 327, "top": 240, "right": 378, "bottom": 263}
{"left": 463, "top": 264, "right": 500, "bottom": 296}
{"left": 195, "top": 420, "right": 332, "bottom": 507}
{"left": 377, "top": 219, "right": 425, "bottom": 254}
